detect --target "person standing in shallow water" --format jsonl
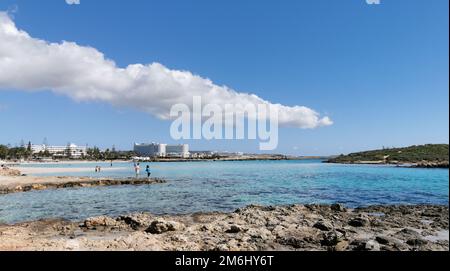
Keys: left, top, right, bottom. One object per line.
{"left": 134, "top": 163, "right": 140, "bottom": 178}
{"left": 145, "top": 165, "right": 151, "bottom": 178}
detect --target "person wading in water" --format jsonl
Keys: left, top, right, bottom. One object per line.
{"left": 134, "top": 163, "right": 140, "bottom": 178}
{"left": 145, "top": 165, "right": 151, "bottom": 178}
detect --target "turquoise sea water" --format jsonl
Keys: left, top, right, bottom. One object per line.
{"left": 0, "top": 160, "right": 448, "bottom": 224}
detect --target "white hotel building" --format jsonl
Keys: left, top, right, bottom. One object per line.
{"left": 134, "top": 143, "right": 190, "bottom": 158}
{"left": 31, "top": 144, "right": 87, "bottom": 158}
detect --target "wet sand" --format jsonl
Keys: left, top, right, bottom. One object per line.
{"left": 16, "top": 166, "right": 124, "bottom": 175}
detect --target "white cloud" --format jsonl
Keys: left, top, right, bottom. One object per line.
{"left": 0, "top": 12, "right": 333, "bottom": 129}
{"left": 65, "top": 0, "right": 80, "bottom": 5}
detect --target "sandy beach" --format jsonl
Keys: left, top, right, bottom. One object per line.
{"left": 15, "top": 160, "right": 131, "bottom": 165}
{"left": 16, "top": 166, "right": 125, "bottom": 175}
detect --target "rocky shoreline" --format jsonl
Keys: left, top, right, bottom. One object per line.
{"left": 325, "top": 161, "right": 449, "bottom": 168}
{"left": 0, "top": 204, "right": 447, "bottom": 251}
{"left": 412, "top": 161, "right": 449, "bottom": 168}
{"left": 0, "top": 176, "right": 166, "bottom": 194}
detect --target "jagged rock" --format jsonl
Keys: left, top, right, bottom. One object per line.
{"left": 421, "top": 210, "right": 441, "bottom": 217}
{"left": 375, "top": 235, "right": 396, "bottom": 245}
{"left": 334, "top": 240, "right": 349, "bottom": 251}
{"left": 31, "top": 184, "right": 46, "bottom": 190}
{"left": 0, "top": 204, "right": 448, "bottom": 251}
{"left": 331, "top": 204, "right": 346, "bottom": 212}
{"left": 365, "top": 240, "right": 380, "bottom": 251}
{"left": 145, "top": 219, "right": 185, "bottom": 234}
{"left": 225, "top": 225, "right": 242, "bottom": 234}
{"left": 117, "top": 213, "right": 153, "bottom": 230}
{"left": 407, "top": 238, "right": 428, "bottom": 247}
{"left": 396, "top": 228, "right": 421, "bottom": 240}
{"left": 414, "top": 161, "right": 449, "bottom": 168}
{"left": 349, "top": 217, "right": 369, "bottom": 227}
{"left": 313, "top": 220, "right": 333, "bottom": 231}
{"left": 277, "top": 236, "right": 305, "bottom": 249}
{"left": 321, "top": 231, "right": 344, "bottom": 246}
{"left": 246, "top": 228, "right": 272, "bottom": 240}
{"left": 83, "top": 216, "right": 119, "bottom": 229}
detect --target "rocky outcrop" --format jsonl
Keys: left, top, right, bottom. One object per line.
{"left": 413, "top": 161, "right": 449, "bottom": 168}
{"left": 0, "top": 177, "right": 166, "bottom": 194}
{"left": 145, "top": 220, "right": 185, "bottom": 234}
{"left": 83, "top": 216, "right": 121, "bottom": 229}
{"left": 0, "top": 204, "right": 448, "bottom": 251}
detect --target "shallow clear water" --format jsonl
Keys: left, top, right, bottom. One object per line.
{"left": 0, "top": 160, "right": 448, "bottom": 224}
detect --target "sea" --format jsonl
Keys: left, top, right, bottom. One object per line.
{"left": 0, "top": 160, "right": 448, "bottom": 224}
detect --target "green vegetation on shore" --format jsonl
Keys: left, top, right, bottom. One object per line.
{"left": 0, "top": 144, "right": 135, "bottom": 161}
{"left": 327, "top": 144, "right": 449, "bottom": 166}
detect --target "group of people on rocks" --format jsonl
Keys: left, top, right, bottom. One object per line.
{"left": 133, "top": 162, "right": 151, "bottom": 178}
{"left": 93, "top": 162, "right": 151, "bottom": 178}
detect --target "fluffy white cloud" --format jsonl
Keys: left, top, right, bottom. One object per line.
{"left": 0, "top": 12, "right": 332, "bottom": 128}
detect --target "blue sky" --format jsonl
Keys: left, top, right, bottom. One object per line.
{"left": 0, "top": 0, "right": 448, "bottom": 155}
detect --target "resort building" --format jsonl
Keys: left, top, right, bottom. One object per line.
{"left": 133, "top": 143, "right": 190, "bottom": 158}
{"left": 133, "top": 143, "right": 166, "bottom": 157}
{"left": 31, "top": 144, "right": 87, "bottom": 158}
{"left": 189, "top": 151, "right": 216, "bottom": 159}
{"left": 165, "top": 144, "right": 190, "bottom": 158}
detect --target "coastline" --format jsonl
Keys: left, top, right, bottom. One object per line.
{"left": 1, "top": 160, "right": 448, "bottom": 251}
{"left": 16, "top": 166, "right": 125, "bottom": 175}
{"left": 0, "top": 175, "right": 166, "bottom": 194}
{"left": 0, "top": 204, "right": 447, "bottom": 251}
{"left": 324, "top": 160, "right": 449, "bottom": 169}
{"left": 2, "top": 155, "right": 327, "bottom": 166}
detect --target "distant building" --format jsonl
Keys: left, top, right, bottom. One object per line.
{"left": 31, "top": 144, "right": 87, "bottom": 158}
{"left": 133, "top": 143, "right": 166, "bottom": 157}
{"left": 190, "top": 151, "right": 216, "bottom": 159}
{"left": 133, "top": 143, "right": 190, "bottom": 158}
{"left": 165, "top": 144, "right": 189, "bottom": 158}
